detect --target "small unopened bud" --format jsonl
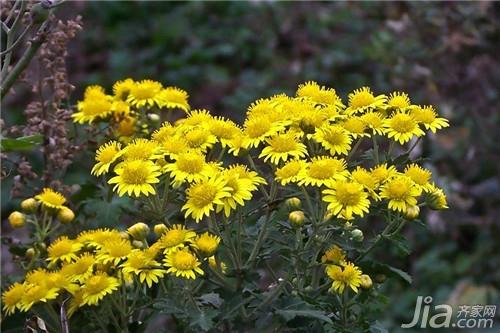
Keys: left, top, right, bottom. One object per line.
{"left": 404, "top": 205, "right": 420, "bottom": 220}
{"left": 426, "top": 188, "right": 449, "bottom": 210}
{"left": 153, "top": 223, "right": 168, "bottom": 236}
{"left": 128, "top": 222, "right": 150, "bottom": 240}
{"left": 25, "top": 248, "right": 36, "bottom": 259}
{"left": 21, "top": 198, "right": 38, "bottom": 213}
{"left": 57, "top": 207, "right": 75, "bottom": 224}
{"left": 8, "top": 211, "right": 25, "bottom": 228}
{"left": 360, "top": 274, "right": 373, "bottom": 289}
{"left": 289, "top": 211, "right": 305, "bottom": 227}
{"left": 285, "top": 197, "right": 301, "bottom": 210}
{"left": 351, "top": 229, "right": 364, "bottom": 242}
{"left": 148, "top": 113, "right": 161, "bottom": 123}
{"left": 132, "top": 240, "right": 146, "bottom": 249}
{"left": 374, "top": 274, "right": 386, "bottom": 283}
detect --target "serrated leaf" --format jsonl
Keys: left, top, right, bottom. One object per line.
{"left": 275, "top": 309, "right": 333, "bottom": 324}
{"left": 198, "top": 293, "right": 222, "bottom": 308}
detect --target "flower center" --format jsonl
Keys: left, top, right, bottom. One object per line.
{"left": 97, "top": 146, "right": 119, "bottom": 163}
{"left": 308, "top": 161, "right": 335, "bottom": 179}
{"left": 132, "top": 84, "right": 159, "bottom": 100}
{"left": 24, "top": 285, "right": 47, "bottom": 303}
{"left": 189, "top": 184, "right": 218, "bottom": 208}
{"left": 323, "top": 129, "right": 346, "bottom": 145}
{"left": 83, "top": 100, "right": 111, "bottom": 116}
{"left": 85, "top": 276, "right": 108, "bottom": 294}
{"left": 350, "top": 91, "right": 375, "bottom": 108}
{"left": 343, "top": 118, "right": 366, "bottom": 134}
{"left": 172, "top": 251, "right": 196, "bottom": 270}
{"left": 50, "top": 241, "right": 73, "bottom": 257}
{"left": 162, "top": 230, "right": 185, "bottom": 247}
{"left": 335, "top": 183, "right": 363, "bottom": 206}
{"left": 176, "top": 154, "right": 204, "bottom": 174}
{"left": 390, "top": 114, "right": 415, "bottom": 133}
{"left": 277, "top": 162, "right": 301, "bottom": 178}
{"left": 246, "top": 119, "right": 271, "bottom": 138}
{"left": 269, "top": 136, "right": 297, "bottom": 153}
{"left": 185, "top": 129, "right": 209, "bottom": 148}
{"left": 121, "top": 163, "right": 150, "bottom": 184}
{"left": 386, "top": 180, "right": 410, "bottom": 199}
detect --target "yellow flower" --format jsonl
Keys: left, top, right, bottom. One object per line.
{"left": 193, "top": 232, "right": 221, "bottom": 257}
{"left": 322, "top": 180, "right": 370, "bottom": 220}
{"left": 370, "top": 163, "right": 398, "bottom": 185}
{"left": 312, "top": 125, "right": 352, "bottom": 156}
{"left": 225, "top": 164, "right": 266, "bottom": 190}
{"left": 20, "top": 283, "right": 59, "bottom": 312}
{"left": 116, "top": 115, "right": 137, "bottom": 138}
{"left": 351, "top": 166, "right": 380, "bottom": 199}
{"left": 182, "top": 176, "right": 232, "bottom": 222}
{"left": 160, "top": 137, "right": 190, "bottom": 159}
{"left": 326, "top": 262, "right": 363, "bottom": 294}
{"left": 275, "top": 160, "right": 306, "bottom": 186}
{"left": 157, "top": 224, "right": 196, "bottom": 252}
{"left": 72, "top": 86, "right": 113, "bottom": 124}
{"left": 45, "top": 271, "right": 79, "bottom": 295}
{"left": 386, "top": 91, "right": 411, "bottom": 109}
{"left": 8, "top": 211, "right": 25, "bottom": 228}
{"left": 181, "top": 109, "right": 213, "bottom": 128}
{"left": 158, "top": 87, "right": 190, "bottom": 112}
{"left": 380, "top": 175, "right": 420, "bottom": 213}
{"left": 208, "top": 117, "right": 241, "bottom": 148}
{"left": 341, "top": 117, "right": 370, "bottom": 139}
{"left": 2, "top": 282, "right": 25, "bottom": 315}
{"left": 57, "top": 207, "right": 75, "bottom": 224}
{"left": 108, "top": 159, "right": 161, "bottom": 197}
{"left": 217, "top": 172, "right": 255, "bottom": 217}
{"left": 183, "top": 127, "right": 217, "bottom": 152}
{"left": 127, "top": 79, "right": 163, "bottom": 108}
{"left": 122, "top": 138, "right": 162, "bottom": 161}
{"left": 411, "top": 106, "right": 449, "bottom": 133}
{"left": 77, "top": 228, "right": 123, "bottom": 249}
{"left": 243, "top": 115, "right": 284, "bottom": 149}
{"left": 208, "top": 255, "right": 227, "bottom": 273}
{"left": 426, "top": 184, "right": 449, "bottom": 210}
{"left": 360, "top": 112, "right": 386, "bottom": 135}
{"left": 47, "top": 236, "right": 82, "bottom": 265}
{"left": 296, "top": 81, "right": 344, "bottom": 107}
{"left": 67, "top": 289, "right": 84, "bottom": 317}
{"left": 259, "top": 132, "right": 308, "bottom": 165}
{"left": 91, "top": 141, "right": 123, "bottom": 176}
{"left": 35, "top": 188, "right": 66, "bottom": 210}
{"left": 81, "top": 273, "right": 120, "bottom": 306}
{"left": 384, "top": 112, "right": 425, "bottom": 144}
{"left": 151, "top": 122, "right": 176, "bottom": 143}
{"left": 112, "top": 78, "right": 135, "bottom": 101}
{"left": 164, "top": 151, "right": 212, "bottom": 186}
{"left": 96, "top": 238, "right": 133, "bottom": 265}
{"left": 404, "top": 164, "right": 433, "bottom": 193}
{"left": 321, "top": 245, "right": 346, "bottom": 264}
{"left": 298, "top": 156, "right": 348, "bottom": 187}
{"left": 346, "top": 87, "right": 386, "bottom": 115}
{"left": 164, "top": 248, "right": 204, "bottom": 279}
{"left": 121, "top": 250, "right": 166, "bottom": 288}
{"left": 60, "top": 253, "right": 95, "bottom": 283}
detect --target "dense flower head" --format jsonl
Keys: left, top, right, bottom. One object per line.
{"left": 35, "top": 188, "right": 67, "bottom": 210}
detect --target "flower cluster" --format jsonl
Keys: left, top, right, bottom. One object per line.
{"left": 72, "top": 79, "right": 190, "bottom": 141}
{"left": 2, "top": 223, "right": 221, "bottom": 316}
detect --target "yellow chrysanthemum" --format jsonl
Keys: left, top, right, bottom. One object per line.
{"left": 341, "top": 117, "right": 370, "bottom": 139}
{"left": 326, "top": 262, "right": 363, "bottom": 294}
{"left": 2, "top": 282, "right": 25, "bottom": 315}
{"left": 111, "top": 100, "right": 131, "bottom": 118}
{"left": 321, "top": 245, "right": 346, "bottom": 264}
{"left": 108, "top": 159, "right": 161, "bottom": 197}
{"left": 81, "top": 273, "right": 120, "bottom": 306}
{"left": 227, "top": 132, "right": 246, "bottom": 157}
{"left": 47, "top": 236, "right": 82, "bottom": 265}
{"left": 370, "top": 163, "right": 398, "bottom": 185}
{"left": 411, "top": 106, "right": 449, "bottom": 133}
{"left": 208, "top": 255, "right": 227, "bottom": 273}
{"left": 158, "top": 87, "right": 190, "bottom": 112}
{"left": 77, "top": 228, "right": 123, "bottom": 249}
{"left": 322, "top": 180, "right": 370, "bottom": 220}
{"left": 296, "top": 81, "right": 344, "bottom": 107}
{"left": 243, "top": 115, "right": 284, "bottom": 149}
{"left": 208, "top": 117, "right": 241, "bottom": 148}
{"left": 67, "top": 289, "right": 84, "bottom": 317}
{"left": 151, "top": 122, "right": 176, "bottom": 143}
{"left": 275, "top": 160, "right": 306, "bottom": 186}
{"left": 259, "top": 133, "right": 308, "bottom": 165}
{"left": 312, "top": 125, "right": 352, "bottom": 156}
{"left": 112, "top": 78, "right": 135, "bottom": 101}
{"left": 360, "top": 112, "right": 386, "bottom": 135}
{"left": 182, "top": 176, "right": 232, "bottom": 222}
{"left": 121, "top": 250, "right": 166, "bottom": 288}
{"left": 183, "top": 127, "right": 217, "bottom": 152}
{"left": 181, "top": 109, "right": 213, "bottom": 128}
{"left": 115, "top": 115, "right": 137, "bottom": 138}
{"left": 225, "top": 164, "right": 266, "bottom": 190}
{"left": 157, "top": 224, "right": 196, "bottom": 252}
{"left": 45, "top": 271, "right": 79, "bottom": 295}
{"left": 96, "top": 238, "right": 133, "bottom": 265}
{"left": 20, "top": 284, "right": 59, "bottom": 312}
{"left": 91, "top": 141, "right": 123, "bottom": 176}
{"left": 193, "top": 232, "right": 221, "bottom": 257}
{"left": 404, "top": 164, "right": 433, "bottom": 193}
{"left": 35, "top": 188, "right": 66, "bottom": 210}
{"left": 160, "top": 137, "right": 190, "bottom": 159}
{"left": 60, "top": 253, "right": 96, "bottom": 283}
{"left": 122, "top": 138, "right": 162, "bottom": 161}
{"left": 426, "top": 184, "right": 449, "bottom": 210}
{"left": 298, "top": 156, "right": 348, "bottom": 187}
{"left": 217, "top": 172, "right": 255, "bottom": 217}
{"left": 380, "top": 175, "right": 420, "bottom": 213}
{"left": 351, "top": 166, "right": 380, "bottom": 199}
{"left": 384, "top": 112, "right": 425, "bottom": 144}
{"left": 127, "top": 79, "right": 163, "bottom": 108}
{"left": 346, "top": 87, "right": 386, "bottom": 114}
{"left": 164, "top": 151, "right": 212, "bottom": 186}
{"left": 387, "top": 91, "right": 411, "bottom": 109}
{"left": 72, "top": 86, "right": 113, "bottom": 124}
{"left": 164, "top": 248, "right": 204, "bottom": 279}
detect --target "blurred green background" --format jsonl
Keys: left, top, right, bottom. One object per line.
{"left": 3, "top": 1, "right": 500, "bottom": 331}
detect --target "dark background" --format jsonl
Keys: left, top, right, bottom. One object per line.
{"left": 2, "top": 1, "right": 499, "bottom": 331}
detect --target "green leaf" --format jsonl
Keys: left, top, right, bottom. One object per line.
{"left": 275, "top": 309, "right": 333, "bottom": 324}
{"left": 387, "top": 233, "right": 411, "bottom": 256}
{"left": 1, "top": 135, "right": 43, "bottom": 152}
{"left": 189, "top": 309, "right": 217, "bottom": 332}
{"left": 198, "top": 293, "right": 222, "bottom": 308}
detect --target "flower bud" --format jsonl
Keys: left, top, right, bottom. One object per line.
{"left": 153, "top": 223, "right": 168, "bottom": 236}
{"left": 132, "top": 240, "right": 146, "bottom": 249}
{"left": 20, "top": 198, "right": 38, "bottom": 213}
{"left": 148, "top": 113, "right": 161, "bottom": 123}
{"left": 25, "top": 248, "right": 36, "bottom": 259}
{"left": 427, "top": 188, "right": 449, "bottom": 210}
{"left": 404, "top": 205, "right": 420, "bottom": 220}
{"left": 289, "top": 211, "right": 305, "bottom": 227}
{"left": 350, "top": 229, "right": 364, "bottom": 242}
{"left": 374, "top": 274, "right": 386, "bottom": 283}
{"left": 285, "top": 197, "right": 301, "bottom": 210}
{"left": 360, "top": 274, "right": 373, "bottom": 289}
{"left": 57, "top": 207, "right": 75, "bottom": 224}
{"left": 128, "top": 222, "right": 150, "bottom": 240}
{"left": 8, "top": 211, "right": 26, "bottom": 228}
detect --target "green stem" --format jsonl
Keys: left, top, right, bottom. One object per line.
{"left": 372, "top": 136, "right": 380, "bottom": 164}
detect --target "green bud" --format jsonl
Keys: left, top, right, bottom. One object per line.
{"left": 351, "top": 229, "right": 364, "bottom": 242}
